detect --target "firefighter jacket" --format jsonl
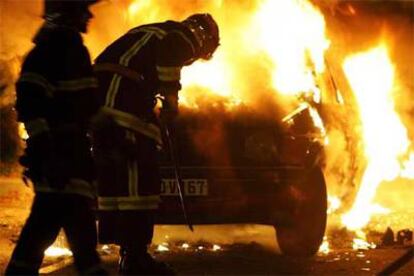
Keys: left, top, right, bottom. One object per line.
{"left": 16, "top": 25, "right": 99, "bottom": 198}
{"left": 92, "top": 20, "right": 199, "bottom": 212}
{"left": 93, "top": 20, "right": 199, "bottom": 143}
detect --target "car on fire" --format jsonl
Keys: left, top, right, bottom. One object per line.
{"left": 156, "top": 104, "right": 328, "bottom": 257}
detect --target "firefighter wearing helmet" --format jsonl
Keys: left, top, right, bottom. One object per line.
{"left": 91, "top": 13, "right": 220, "bottom": 274}
{"left": 5, "top": 0, "right": 106, "bottom": 274}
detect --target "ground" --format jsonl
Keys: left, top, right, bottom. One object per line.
{"left": 0, "top": 177, "right": 412, "bottom": 275}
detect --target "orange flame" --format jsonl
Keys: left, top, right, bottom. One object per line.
{"left": 342, "top": 44, "right": 414, "bottom": 231}
{"left": 249, "top": 0, "right": 330, "bottom": 95}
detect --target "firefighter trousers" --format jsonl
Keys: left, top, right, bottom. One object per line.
{"left": 5, "top": 192, "right": 103, "bottom": 275}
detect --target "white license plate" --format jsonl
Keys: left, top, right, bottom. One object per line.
{"left": 161, "top": 179, "right": 208, "bottom": 196}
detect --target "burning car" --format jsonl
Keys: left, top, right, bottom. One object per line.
{"left": 156, "top": 105, "right": 328, "bottom": 257}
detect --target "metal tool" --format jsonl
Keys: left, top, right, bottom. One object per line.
{"left": 163, "top": 123, "right": 194, "bottom": 232}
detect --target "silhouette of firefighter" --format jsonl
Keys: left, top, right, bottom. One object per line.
{"left": 5, "top": 0, "right": 106, "bottom": 274}
{"left": 91, "top": 13, "right": 220, "bottom": 274}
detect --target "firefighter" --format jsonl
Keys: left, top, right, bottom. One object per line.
{"left": 5, "top": 0, "right": 105, "bottom": 275}
{"left": 91, "top": 13, "right": 220, "bottom": 274}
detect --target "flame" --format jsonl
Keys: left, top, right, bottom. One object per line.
{"left": 126, "top": 0, "right": 161, "bottom": 25}
{"left": 352, "top": 238, "right": 376, "bottom": 250}
{"left": 250, "top": 0, "right": 330, "bottom": 95}
{"left": 156, "top": 243, "right": 170, "bottom": 252}
{"left": 181, "top": 52, "right": 232, "bottom": 98}
{"left": 342, "top": 44, "right": 414, "bottom": 231}
{"left": 212, "top": 244, "right": 222, "bottom": 251}
{"left": 401, "top": 153, "right": 414, "bottom": 178}
{"left": 120, "top": 0, "right": 330, "bottom": 109}
{"left": 44, "top": 246, "right": 73, "bottom": 257}
{"left": 327, "top": 195, "right": 341, "bottom": 214}
{"left": 318, "top": 236, "right": 330, "bottom": 254}
{"left": 18, "top": 123, "right": 28, "bottom": 140}
{"left": 44, "top": 232, "right": 72, "bottom": 257}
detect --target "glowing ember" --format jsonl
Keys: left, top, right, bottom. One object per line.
{"left": 352, "top": 238, "right": 376, "bottom": 250}
{"left": 212, "top": 244, "right": 222, "bottom": 251}
{"left": 44, "top": 246, "right": 72, "bottom": 257}
{"left": 181, "top": 243, "right": 190, "bottom": 249}
{"left": 342, "top": 44, "right": 413, "bottom": 231}
{"left": 318, "top": 236, "right": 330, "bottom": 254}
{"left": 18, "top": 123, "right": 28, "bottom": 140}
{"left": 156, "top": 243, "right": 170, "bottom": 252}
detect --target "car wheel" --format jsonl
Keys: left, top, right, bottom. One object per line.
{"left": 275, "top": 166, "right": 327, "bottom": 256}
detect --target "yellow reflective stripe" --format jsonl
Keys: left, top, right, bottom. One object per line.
{"left": 34, "top": 178, "right": 96, "bottom": 199}
{"left": 104, "top": 33, "right": 153, "bottom": 107}
{"left": 100, "top": 107, "right": 162, "bottom": 144}
{"left": 156, "top": 66, "right": 181, "bottom": 81}
{"left": 98, "top": 196, "right": 160, "bottom": 210}
{"left": 25, "top": 118, "right": 50, "bottom": 137}
{"left": 128, "top": 26, "right": 167, "bottom": 39}
{"left": 18, "top": 72, "right": 54, "bottom": 97}
{"left": 104, "top": 74, "right": 122, "bottom": 108}
{"left": 57, "top": 77, "right": 98, "bottom": 91}
{"left": 120, "top": 32, "right": 153, "bottom": 66}
{"left": 169, "top": 30, "right": 196, "bottom": 55}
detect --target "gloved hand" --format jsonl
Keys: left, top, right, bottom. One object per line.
{"left": 160, "top": 94, "right": 178, "bottom": 124}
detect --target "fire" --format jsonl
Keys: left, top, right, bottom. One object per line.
{"left": 44, "top": 246, "right": 73, "bottom": 257}
{"left": 212, "top": 244, "right": 222, "bottom": 251}
{"left": 156, "top": 243, "right": 170, "bottom": 252}
{"left": 126, "top": 0, "right": 162, "bottom": 25}
{"left": 318, "top": 236, "right": 330, "bottom": 254}
{"left": 327, "top": 195, "right": 341, "bottom": 214}
{"left": 342, "top": 44, "right": 414, "bottom": 231}
{"left": 44, "top": 232, "right": 72, "bottom": 257}
{"left": 352, "top": 238, "right": 376, "bottom": 251}
{"left": 181, "top": 54, "right": 232, "bottom": 95}
{"left": 250, "top": 0, "right": 330, "bottom": 95}
{"left": 18, "top": 123, "right": 28, "bottom": 140}
{"left": 118, "top": 0, "right": 331, "bottom": 109}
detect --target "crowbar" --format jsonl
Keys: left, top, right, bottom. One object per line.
{"left": 163, "top": 122, "right": 194, "bottom": 232}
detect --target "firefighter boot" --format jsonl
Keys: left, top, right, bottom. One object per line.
{"left": 119, "top": 247, "right": 175, "bottom": 275}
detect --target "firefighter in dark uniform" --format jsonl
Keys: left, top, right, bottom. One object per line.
{"left": 91, "top": 14, "right": 220, "bottom": 274}
{"left": 5, "top": 0, "right": 105, "bottom": 275}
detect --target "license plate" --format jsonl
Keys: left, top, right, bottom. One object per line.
{"left": 161, "top": 179, "right": 208, "bottom": 196}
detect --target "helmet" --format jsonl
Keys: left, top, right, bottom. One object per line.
{"left": 44, "top": 0, "right": 98, "bottom": 17}
{"left": 43, "top": 0, "right": 99, "bottom": 32}
{"left": 182, "top": 13, "right": 220, "bottom": 60}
